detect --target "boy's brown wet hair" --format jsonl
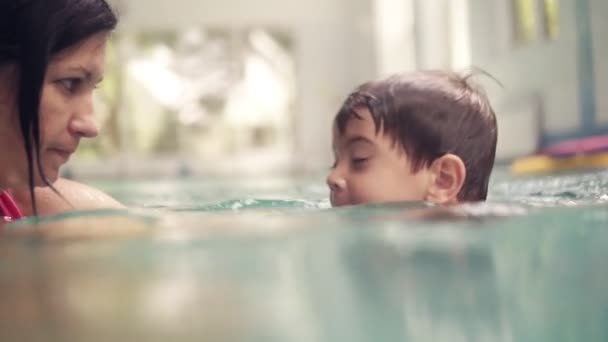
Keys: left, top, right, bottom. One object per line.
{"left": 334, "top": 70, "right": 498, "bottom": 201}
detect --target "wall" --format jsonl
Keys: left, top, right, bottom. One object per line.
{"left": 467, "top": 0, "right": 608, "bottom": 160}
{"left": 591, "top": 0, "right": 608, "bottom": 126}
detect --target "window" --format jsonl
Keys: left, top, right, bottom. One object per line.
{"left": 513, "top": 0, "right": 537, "bottom": 44}
{"left": 542, "top": 0, "right": 560, "bottom": 40}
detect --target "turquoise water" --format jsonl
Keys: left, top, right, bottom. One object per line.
{"left": 1, "top": 169, "right": 607, "bottom": 341}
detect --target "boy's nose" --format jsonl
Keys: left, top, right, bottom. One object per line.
{"left": 327, "top": 171, "right": 347, "bottom": 206}
{"left": 326, "top": 172, "right": 346, "bottom": 193}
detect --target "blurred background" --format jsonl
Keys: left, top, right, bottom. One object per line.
{"left": 4, "top": 3, "right": 608, "bottom": 340}
{"left": 66, "top": 0, "right": 608, "bottom": 179}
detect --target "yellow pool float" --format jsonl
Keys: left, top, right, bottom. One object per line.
{"left": 511, "top": 151, "right": 608, "bottom": 175}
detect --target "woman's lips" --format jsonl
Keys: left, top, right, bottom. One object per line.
{"left": 48, "top": 147, "right": 75, "bottom": 161}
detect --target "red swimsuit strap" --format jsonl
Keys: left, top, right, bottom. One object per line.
{"left": 1, "top": 190, "right": 25, "bottom": 222}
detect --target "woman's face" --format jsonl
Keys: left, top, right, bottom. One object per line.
{"left": 0, "top": 32, "right": 108, "bottom": 189}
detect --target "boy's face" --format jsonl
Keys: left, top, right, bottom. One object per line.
{"left": 327, "top": 107, "right": 433, "bottom": 207}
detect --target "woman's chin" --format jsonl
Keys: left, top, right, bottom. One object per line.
{"left": 34, "top": 168, "right": 60, "bottom": 186}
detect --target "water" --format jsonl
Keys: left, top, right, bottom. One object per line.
{"left": 1, "top": 169, "right": 607, "bottom": 341}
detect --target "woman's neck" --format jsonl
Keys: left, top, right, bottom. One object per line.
{"left": 0, "top": 164, "right": 8, "bottom": 191}
{"left": 0, "top": 166, "right": 28, "bottom": 193}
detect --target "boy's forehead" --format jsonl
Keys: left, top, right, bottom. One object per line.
{"left": 332, "top": 115, "right": 378, "bottom": 149}
{"left": 335, "top": 108, "right": 376, "bottom": 137}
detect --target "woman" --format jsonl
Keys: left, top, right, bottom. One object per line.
{"left": 0, "top": 0, "right": 123, "bottom": 221}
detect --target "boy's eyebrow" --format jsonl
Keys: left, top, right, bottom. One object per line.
{"left": 333, "top": 136, "right": 374, "bottom": 153}
{"left": 346, "top": 136, "right": 374, "bottom": 147}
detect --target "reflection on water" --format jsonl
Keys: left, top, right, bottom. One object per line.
{"left": 1, "top": 170, "right": 607, "bottom": 341}
{"left": 491, "top": 169, "right": 608, "bottom": 205}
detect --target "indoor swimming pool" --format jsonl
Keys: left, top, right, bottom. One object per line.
{"left": 1, "top": 169, "right": 607, "bottom": 341}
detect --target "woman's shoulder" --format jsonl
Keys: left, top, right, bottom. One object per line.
{"left": 52, "top": 178, "right": 124, "bottom": 209}
{"left": 14, "top": 178, "right": 124, "bottom": 216}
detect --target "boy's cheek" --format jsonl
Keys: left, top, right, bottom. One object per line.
{"left": 348, "top": 178, "right": 386, "bottom": 204}
{"left": 351, "top": 176, "right": 427, "bottom": 204}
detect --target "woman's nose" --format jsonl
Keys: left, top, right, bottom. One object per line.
{"left": 69, "top": 115, "right": 99, "bottom": 138}
{"left": 69, "top": 96, "right": 99, "bottom": 138}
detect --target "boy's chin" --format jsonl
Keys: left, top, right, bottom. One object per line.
{"left": 331, "top": 200, "right": 351, "bottom": 207}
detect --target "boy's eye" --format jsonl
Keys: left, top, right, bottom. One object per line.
{"left": 351, "top": 157, "right": 369, "bottom": 168}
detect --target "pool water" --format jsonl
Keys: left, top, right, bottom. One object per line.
{"left": 1, "top": 169, "right": 607, "bottom": 341}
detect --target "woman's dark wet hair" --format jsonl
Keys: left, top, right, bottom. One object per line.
{"left": 334, "top": 70, "right": 498, "bottom": 201}
{"left": 0, "top": 0, "right": 117, "bottom": 213}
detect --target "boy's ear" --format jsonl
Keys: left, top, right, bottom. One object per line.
{"left": 425, "top": 154, "right": 466, "bottom": 204}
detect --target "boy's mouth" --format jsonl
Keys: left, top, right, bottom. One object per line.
{"left": 330, "top": 193, "right": 350, "bottom": 207}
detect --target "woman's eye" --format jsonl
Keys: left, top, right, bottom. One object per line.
{"left": 59, "top": 78, "right": 83, "bottom": 92}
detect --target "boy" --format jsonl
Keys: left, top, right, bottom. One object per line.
{"left": 327, "top": 70, "right": 497, "bottom": 207}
